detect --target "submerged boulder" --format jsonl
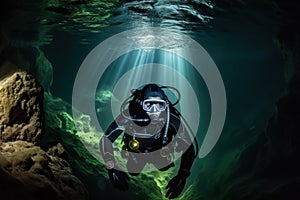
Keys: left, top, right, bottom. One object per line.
{"left": 0, "top": 69, "right": 88, "bottom": 200}
{"left": 0, "top": 69, "right": 44, "bottom": 143}
{"left": 0, "top": 141, "right": 88, "bottom": 200}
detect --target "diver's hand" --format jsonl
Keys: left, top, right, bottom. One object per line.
{"left": 165, "top": 170, "right": 190, "bottom": 199}
{"left": 165, "top": 175, "right": 186, "bottom": 199}
{"left": 108, "top": 168, "right": 130, "bottom": 191}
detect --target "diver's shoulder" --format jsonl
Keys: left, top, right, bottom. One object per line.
{"left": 115, "top": 110, "right": 131, "bottom": 125}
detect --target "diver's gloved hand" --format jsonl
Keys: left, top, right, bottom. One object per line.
{"left": 165, "top": 170, "right": 190, "bottom": 199}
{"left": 108, "top": 168, "right": 130, "bottom": 191}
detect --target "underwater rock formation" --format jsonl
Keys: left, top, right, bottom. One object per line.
{"left": 185, "top": 1, "right": 300, "bottom": 199}
{"left": 0, "top": 70, "right": 44, "bottom": 143}
{"left": 227, "top": 1, "right": 300, "bottom": 199}
{"left": 0, "top": 141, "right": 88, "bottom": 200}
{"left": 0, "top": 69, "right": 88, "bottom": 200}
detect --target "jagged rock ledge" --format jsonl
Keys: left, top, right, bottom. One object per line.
{"left": 0, "top": 68, "right": 88, "bottom": 200}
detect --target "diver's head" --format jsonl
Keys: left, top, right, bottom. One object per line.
{"left": 140, "top": 84, "right": 168, "bottom": 120}
{"left": 140, "top": 84, "right": 166, "bottom": 101}
{"left": 128, "top": 84, "right": 169, "bottom": 125}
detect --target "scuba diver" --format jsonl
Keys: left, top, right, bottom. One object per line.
{"left": 99, "top": 84, "right": 198, "bottom": 199}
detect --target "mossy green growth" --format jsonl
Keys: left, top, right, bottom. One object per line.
{"left": 43, "top": 92, "right": 179, "bottom": 199}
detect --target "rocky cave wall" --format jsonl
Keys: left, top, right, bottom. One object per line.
{"left": 0, "top": 69, "right": 88, "bottom": 199}
{"left": 193, "top": 1, "right": 300, "bottom": 199}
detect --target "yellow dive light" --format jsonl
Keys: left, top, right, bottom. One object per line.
{"left": 129, "top": 139, "right": 140, "bottom": 150}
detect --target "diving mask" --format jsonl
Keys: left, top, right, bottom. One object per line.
{"left": 142, "top": 99, "right": 167, "bottom": 113}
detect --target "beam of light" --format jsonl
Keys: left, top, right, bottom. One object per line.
{"left": 72, "top": 27, "right": 226, "bottom": 162}
{"left": 98, "top": 48, "right": 203, "bottom": 142}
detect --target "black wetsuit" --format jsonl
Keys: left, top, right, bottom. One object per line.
{"left": 100, "top": 110, "right": 195, "bottom": 175}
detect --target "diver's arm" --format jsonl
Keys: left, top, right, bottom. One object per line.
{"left": 166, "top": 113, "right": 195, "bottom": 199}
{"left": 171, "top": 114, "right": 195, "bottom": 176}
{"left": 100, "top": 122, "right": 123, "bottom": 166}
{"left": 100, "top": 114, "right": 131, "bottom": 191}
{"left": 177, "top": 144, "right": 195, "bottom": 176}
{"left": 99, "top": 115, "right": 127, "bottom": 167}
{"left": 165, "top": 144, "right": 194, "bottom": 199}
